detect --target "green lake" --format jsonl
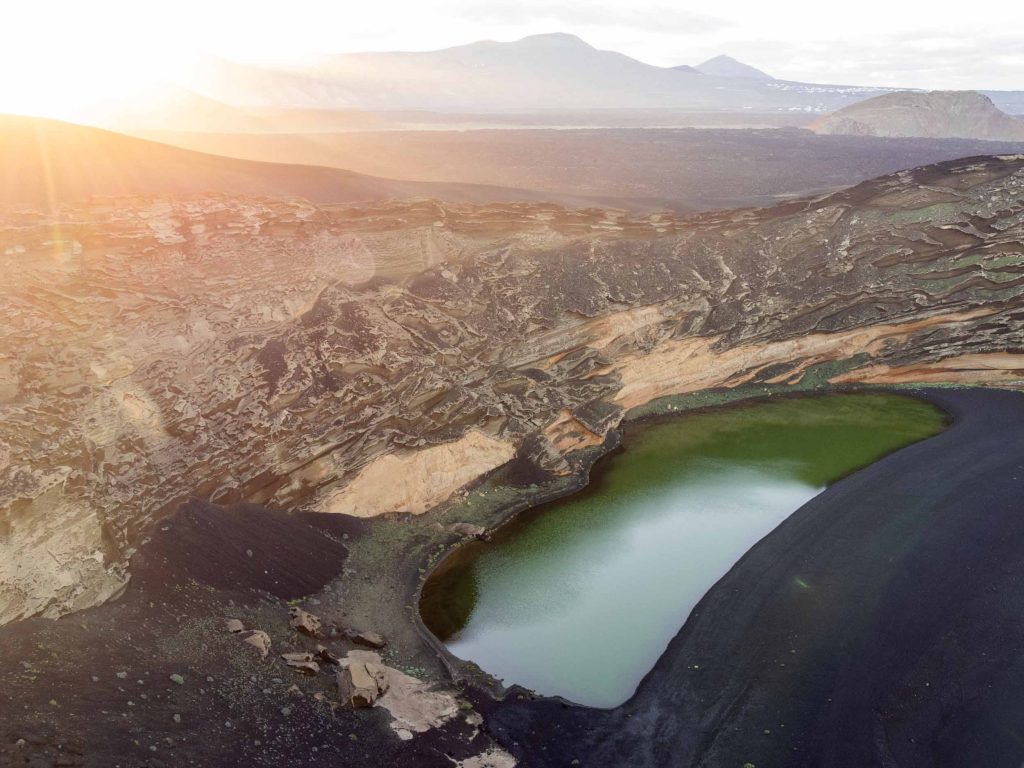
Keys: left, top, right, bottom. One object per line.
{"left": 419, "top": 393, "right": 946, "bottom": 708}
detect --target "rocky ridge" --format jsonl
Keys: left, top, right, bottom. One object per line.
{"left": 1, "top": 155, "right": 1023, "bottom": 625}
{"left": 811, "top": 90, "right": 1024, "bottom": 141}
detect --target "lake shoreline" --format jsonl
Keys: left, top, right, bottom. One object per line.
{"left": 420, "top": 391, "right": 946, "bottom": 708}
{"left": 410, "top": 384, "right": 956, "bottom": 696}
{"left": 1, "top": 384, "right": 1016, "bottom": 768}
{"left": 470, "top": 386, "right": 1024, "bottom": 767}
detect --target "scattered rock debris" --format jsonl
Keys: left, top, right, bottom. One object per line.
{"left": 240, "top": 629, "right": 271, "bottom": 658}
{"left": 349, "top": 630, "right": 388, "bottom": 650}
{"left": 280, "top": 653, "right": 320, "bottom": 676}
{"left": 288, "top": 607, "right": 322, "bottom": 637}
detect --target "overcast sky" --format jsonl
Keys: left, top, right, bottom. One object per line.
{"left": 3, "top": 0, "right": 1024, "bottom": 97}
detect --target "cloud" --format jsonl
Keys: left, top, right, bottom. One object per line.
{"left": 444, "top": 0, "right": 730, "bottom": 36}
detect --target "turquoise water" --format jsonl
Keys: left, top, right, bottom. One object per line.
{"left": 420, "top": 394, "right": 946, "bottom": 708}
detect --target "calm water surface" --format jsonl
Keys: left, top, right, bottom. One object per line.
{"left": 420, "top": 394, "right": 945, "bottom": 708}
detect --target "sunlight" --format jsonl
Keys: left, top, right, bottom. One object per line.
{"left": 0, "top": 4, "right": 188, "bottom": 121}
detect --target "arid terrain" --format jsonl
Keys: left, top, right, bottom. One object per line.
{"left": 4, "top": 8, "right": 1024, "bottom": 766}
{"left": 134, "top": 126, "right": 1024, "bottom": 211}
{"left": 1, "top": 150, "right": 1023, "bottom": 765}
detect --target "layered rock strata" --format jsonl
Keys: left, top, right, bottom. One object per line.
{"left": 2, "top": 156, "right": 1023, "bottom": 624}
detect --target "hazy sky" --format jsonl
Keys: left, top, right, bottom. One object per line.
{"left": 2, "top": 0, "right": 1023, "bottom": 115}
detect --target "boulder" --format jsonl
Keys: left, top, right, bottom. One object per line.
{"left": 350, "top": 630, "right": 387, "bottom": 649}
{"left": 450, "top": 522, "right": 487, "bottom": 539}
{"left": 339, "top": 650, "right": 459, "bottom": 732}
{"left": 337, "top": 661, "right": 389, "bottom": 708}
{"left": 288, "top": 607, "right": 322, "bottom": 637}
{"left": 315, "top": 644, "right": 341, "bottom": 665}
{"left": 240, "top": 630, "right": 271, "bottom": 658}
{"left": 225, "top": 618, "right": 245, "bottom": 634}
{"left": 280, "top": 652, "right": 320, "bottom": 676}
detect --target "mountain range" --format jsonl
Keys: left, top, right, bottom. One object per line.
{"left": 176, "top": 33, "right": 1024, "bottom": 118}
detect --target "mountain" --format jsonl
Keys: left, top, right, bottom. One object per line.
{"left": 169, "top": 34, "right": 1024, "bottom": 120}
{"left": 186, "top": 34, "right": 892, "bottom": 113}
{"left": 810, "top": 90, "right": 1024, "bottom": 141}
{"left": 695, "top": 54, "right": 774, "bottom": 81}
{"left": 0, "top": 115, "right": 622, "bottom": 211}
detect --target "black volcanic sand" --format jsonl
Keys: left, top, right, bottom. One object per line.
{"left": 0, "top": 501, "right": 490, "bottom": 767}
{"left": 4, "top": 387, "right": 1024, "bottom": 767}
{"left": 475, "top": 387, "right": 1024, "bottom": 767}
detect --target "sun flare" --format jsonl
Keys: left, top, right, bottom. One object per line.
{"left": 0, "top": 4, "right": 189, "bottom": 121}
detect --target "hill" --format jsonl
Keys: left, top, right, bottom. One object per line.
{"left": 810, "top": 90, "right": 1024, "bottom": 141}
{"left": 130, "top": 126, "right": 1024, "bottom": 213}
{"left": 0, "top": 115, "right": 622, "bottom": 210}
{"left": 694, "top": 54, "right": 774, "bottom": 80}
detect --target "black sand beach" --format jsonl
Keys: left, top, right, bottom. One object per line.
{"left": 479, "top": 387, "right": 1024, "bottom": 767}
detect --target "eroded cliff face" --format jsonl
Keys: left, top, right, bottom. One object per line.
{"left": 2, "top": 156, "right": 1023, "bottom": 624}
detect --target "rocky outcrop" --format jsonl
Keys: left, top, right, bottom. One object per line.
{"left": 337, "top": 655, "right": 390, "bottom": 708}
{"left": 810, "top": 91, "right": 1024, "bottom": 141}
{"left": 288, "top": 607, "right": 322, "bottom": 637}
{"left": 1, "top": 156, "right": 1023, "bottom": 624}
{"left": 453, "top": 747, "right": 518, "bottom": 768}
{"left": 319, "top": 431, "right": 515, "bottom": 517}
{"left": 340, "top": 650, "right": 460, "bottom": 733}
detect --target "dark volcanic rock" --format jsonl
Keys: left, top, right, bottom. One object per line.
{"left": 0, "top": 494, "right": 499, "bottom": 768}
{"left": 1, "top": 155, "right": 1023, "bottom": 628}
